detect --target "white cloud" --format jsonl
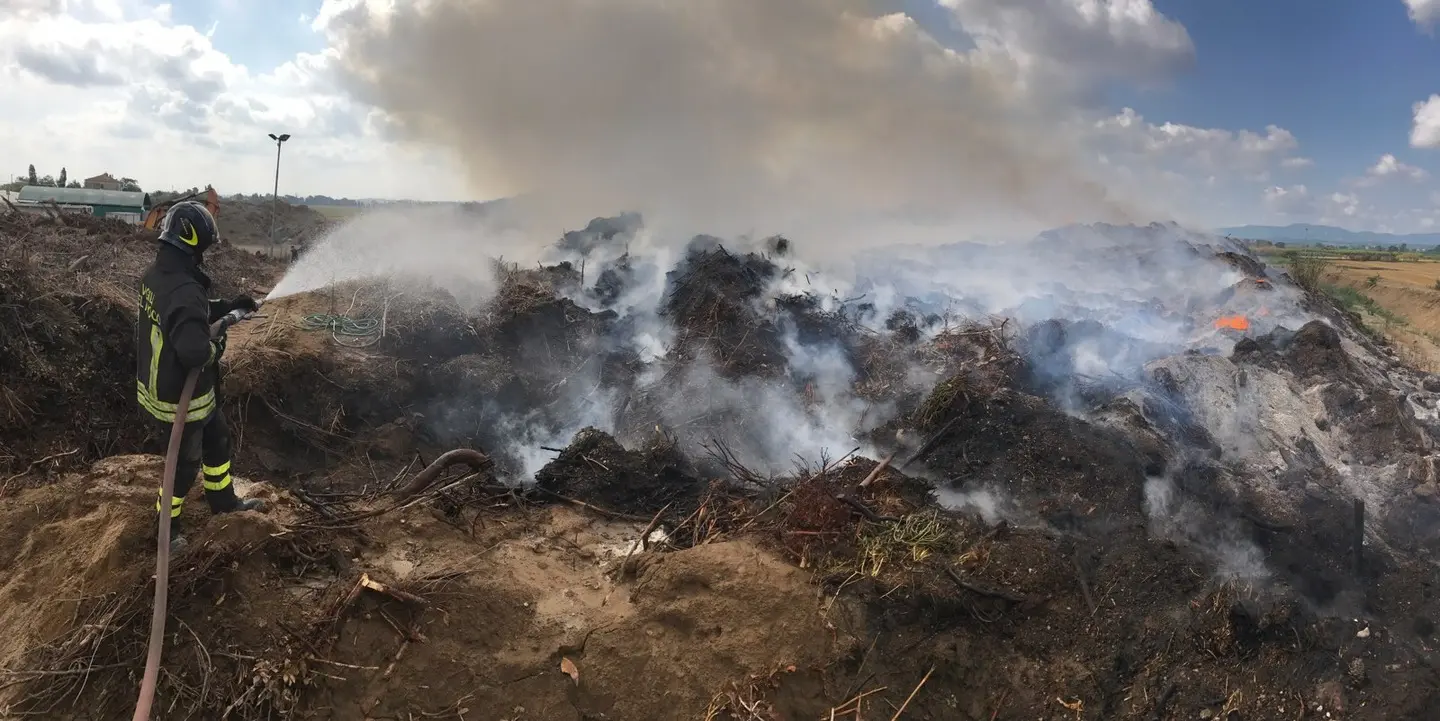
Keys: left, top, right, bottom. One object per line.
{"left": 1328, "top": 192, "right": 1361, "bottom": 218}
{"left": 1087, "top": 107, "right": 1304, "bottom": 177}
{"left": 1407, "top": 0, "right": 1440, "bottom": 30}
{"left": 1357, "top": 153, "right": 1430, "bottom": 186}
{"left": 1263, "top": 185, "right": 1312, "bottom": 216}
{"left": 938, "top": 0, "right": 1195, "bottom": 94}
{"left": 1263, "top": 185, "right": 1366, "bottom": 223}
{"left": 1258, "top": 182, "right": 1440, "bottom": 232}
{"left": 0, "top": 0, "right": 466, "bottom": 200}
{"left": 1414, "top": 95, "right": 1440, "bottom": 149}
{"left": 1281, "top": 157, "right": 1314, "bottom": 169}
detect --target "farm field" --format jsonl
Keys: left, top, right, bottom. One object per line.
{"left": 1321, "top": 257, "right": 1440, "bottom": 370}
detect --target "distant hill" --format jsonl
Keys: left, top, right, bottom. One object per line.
{"left": 1219, "top": 224, "right": 1440, "bottom": 247}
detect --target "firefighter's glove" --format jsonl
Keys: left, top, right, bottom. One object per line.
{"left": 210, "top": 332, "right": 228, "bottom": 365}
{"left": 231, "top": 295, "right": 260, "bottom": 314}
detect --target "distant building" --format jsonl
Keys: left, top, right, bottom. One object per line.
{"left": 17, "top": 185, "right": 148, "bottom": 223}
{"left": 83, "top": 173, "right": 122, "bottom": 190}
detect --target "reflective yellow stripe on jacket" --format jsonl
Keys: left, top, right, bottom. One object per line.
{"left": 137, "top": 322, "right": 215, "bottom": 423}
{"left": 137, "top": 381, "right": 215, "bottom": 422}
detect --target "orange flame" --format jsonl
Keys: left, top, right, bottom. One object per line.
{"left": 1215, "top": 315, "right": 1250, "bottom": 331}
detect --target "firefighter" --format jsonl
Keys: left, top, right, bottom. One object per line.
{"left": 136, "top": 201, "right": 265, "bottom": 551}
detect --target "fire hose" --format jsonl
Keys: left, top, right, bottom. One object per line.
{"left": 131, "top": 305, "right": 258, "bottom": 721}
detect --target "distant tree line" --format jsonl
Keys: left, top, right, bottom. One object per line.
{"left": 2, "top": 164, "right": 141, "bottom": 192}
{"left": 1249, "top": 237, "right": 1440, "bottom": 256}
{"left": 223, "top": 193, "right": 498, "bottom": 213}
{"left": 3, "top": 171, "right": 484, "bottom": 210}
{"left": 228, "top": 192, "right": 370, "bottom": 206}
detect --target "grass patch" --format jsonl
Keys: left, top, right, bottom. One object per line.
{"left": 855, "top": 511, "right": 950, "bottom": 578}
{"left": 1324, "top": 283, "right": 1408, "bottom": 328}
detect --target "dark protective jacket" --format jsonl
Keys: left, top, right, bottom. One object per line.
{"left": 135, "top": 245, "right": 236, "bottom": 423}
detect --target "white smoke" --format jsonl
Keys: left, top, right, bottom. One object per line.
{"left": 1144, "top": 474, "right": 1269, "bottom": 581}
{"left": 314, "top": 0, "right": 1179, "bottom": 247}
{"left": 266, "top": 205, "right": 534, "bottom": 306}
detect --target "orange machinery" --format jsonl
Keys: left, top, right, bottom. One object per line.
{"left": 142, "top": 187, "right": 220, "bottom": 231}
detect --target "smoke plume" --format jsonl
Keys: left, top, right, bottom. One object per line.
{"left": 320, "top": 0, "right": 1142, "bottom": 245}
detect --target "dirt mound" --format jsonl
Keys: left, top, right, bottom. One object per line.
{"left": 535, "top": 427, "right": 701, "bottom": 514}
{"left": 0, "top": 457, "right": 155, "bottom": 675}
{"left": 663, "top": 243, "right": 788, "bottom": 377}
{"left": 556, "top": 212, "right": 643, "bottom": 255}
{"left": 0, "top": 455, "right": 291, "bottom": 713}
{"left": 222, "top": 292, "right": 421, "bottom": 476}
{"left": 596, "top": 540, "right": 840, "bottom": 719}
{"left": 1233, "top": 319, "right": 1356, "bottom": 381}
{"left": 221, "top": 199, "right": 333, "bottom": 249}
{"left": 350, "top": 508, "right": 843, "bottom": 721}
{"left": 914, "top": 385, "right": 1159, "bottom": 523}
{"left": 7, "top": 441, "right": 1437, "bottom": 721}
{"left": 1216, "top": 250, "right": 1270, "bottom": 279}
{"left": 0, "top": 460, "right": 845, "bottom": 721}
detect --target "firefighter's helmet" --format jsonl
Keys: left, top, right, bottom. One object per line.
{"left": 157, "top": 201, "right": 219, "bottom": 256}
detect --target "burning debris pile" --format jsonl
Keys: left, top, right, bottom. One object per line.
{"left": 1, "top": 209, "right": 1439, "bottom": 720}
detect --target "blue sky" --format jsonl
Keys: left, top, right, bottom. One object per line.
{"left": 3, "top": 0, "right": 1439, "bottom": 232}
{"left": 1119, "top": 0, "right": 1440, "bottom": 189}
{"left": 168, "top": 0, "right": 327, "bottom": 71}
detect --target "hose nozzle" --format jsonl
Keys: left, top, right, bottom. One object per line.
{"left": 216, "top": 307, "right": 256, "bottom": 333}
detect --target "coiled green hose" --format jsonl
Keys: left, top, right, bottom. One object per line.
{"left": 298, "top": 313, "right": 381, "bottom": 347}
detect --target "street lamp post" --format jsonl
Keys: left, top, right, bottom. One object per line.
{"left": 268, "top": 133, "right": 291, "bottom": 252}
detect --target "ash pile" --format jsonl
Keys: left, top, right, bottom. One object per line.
{"left": 515, "top": 218, "right": 1440, "bottom": 555}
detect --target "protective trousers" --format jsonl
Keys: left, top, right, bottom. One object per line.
{"left": 154, "top": 408, "right": 241, "bottom": 533}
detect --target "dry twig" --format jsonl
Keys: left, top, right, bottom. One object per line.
{"left": 859, "top": 452, "right": 896, "bottom": 488}
{"left": 889, "top": 666, "right": 935, "bottom": 720}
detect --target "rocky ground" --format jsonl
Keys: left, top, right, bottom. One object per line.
{"left": 0, "top": 208, "right": 1437, "bottom": 720}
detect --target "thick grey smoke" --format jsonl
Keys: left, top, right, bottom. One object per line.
{"left": 320, "top": 0, "right": 1143, "bottom": 245}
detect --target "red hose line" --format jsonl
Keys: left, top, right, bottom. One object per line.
{"left": 131, "top": 367, "right": 199, "bottom": 721}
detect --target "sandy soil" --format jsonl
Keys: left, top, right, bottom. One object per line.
{"left": 0, "top": 457, "right": 845, "bottom": 721}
